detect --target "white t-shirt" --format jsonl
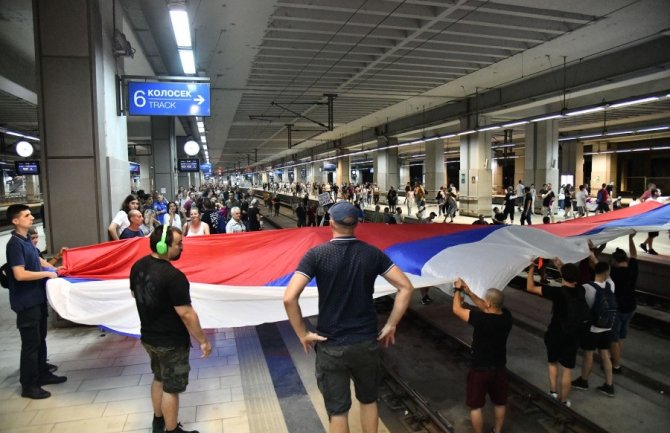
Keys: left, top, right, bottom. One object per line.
{"left": 111, "top": 210, "right": 129, "bottom": 236}
{"left": 583, "top": 278, "right": 615, "bottom": 333}
{"left": 162, "top": 213, "right": 182, "bottom": 229}
{"left": 576, "top": 190, "right": 587, "bottom": 207}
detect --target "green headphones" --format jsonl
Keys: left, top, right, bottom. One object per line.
{"left": 156, "top": 224, "right": 168, "bottom": 255}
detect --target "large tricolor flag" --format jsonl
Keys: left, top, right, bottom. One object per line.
{"left": 48, "top": 201, "right": 670, "bottom": 335}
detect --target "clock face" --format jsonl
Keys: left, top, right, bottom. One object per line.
{"left": 16, "top": 140, "right": 34, "bottom": 157}
{"left": 184, "top": 140, "right": 200, "bottom": 156}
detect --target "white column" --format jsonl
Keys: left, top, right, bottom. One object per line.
{"left": 524, "top": 119, "right": 560, "bottom": 192}
{"left": 424, "top": 139, "right": 446, "bottom": 197}
{"left": 459, "top": 119, "right": 493, "bottom": 217}
{"left": 375, "top": 137, "right": 399, "bottom": 191}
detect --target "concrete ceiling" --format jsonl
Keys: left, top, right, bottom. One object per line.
{"left": 1, "top": 0, "right": 669, "bottom": 171}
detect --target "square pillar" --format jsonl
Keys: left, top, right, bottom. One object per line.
{"left": 425, "top": 139, "right": 446, "bottom": 197}
{"left": 459, "top": 120, "right": 493, "bottom": 217}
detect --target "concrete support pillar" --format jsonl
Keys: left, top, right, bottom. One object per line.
{"left": 574, "top": 143, "right": 584, "bottom": 188}
{"left": 25, "top": 175, "right": 41, "bottom": 201}
{"left": 152, "top": 118, "right": 177, "bottom": 198}
{"left": 590, "top": 141, "right": 616, "bottom": 191}
{"left": 306, "top": 163, "right": 315, "bottom": 184}
{"left": 424, "top": 139, "right": 446, "bottom": 197}
{"left": 337, "top": 156, "right": 350, "bottom": 186}
{"left": 374, "top": 137, "right": 399, "bottom": 191}
{"left": 399, "top": 164, "right": 410, "bottom": 187}
{"left": 492, "top": 159, "right": 503, "bottom": 193}
{"left": 524, "top": 120, "right": 559, "bottom": 192}
{"left": 459, "top": 119, "right": 493, "bottom": 217}
{"left": 35, "top": 0, "right": 129, "bottom": 249}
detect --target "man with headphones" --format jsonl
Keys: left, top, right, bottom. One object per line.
{"left": 130, "top": 225, "right": 211, "bottom": 433}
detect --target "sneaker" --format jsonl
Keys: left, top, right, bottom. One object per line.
{"left": 38, "top": 372, "right": 67, "bottom": 386}
{"left": 152, "top": 416, "right": 165, "bottom": 433}
{"left": 46, "top": 362, "right": 58, "bottom": 373}
{"left": 549, "top": 391, "right": 558, "bottom": 399}
{"left": 166, "top": 423, "right": 199, "bottom": 433}
{"left": 597, "top": 383, "right": 615, "bottom": 397}
{"left": 421, "top": 295, "right": 433, "bottom": 305}
{"left": 21, "top": 386, "right": 51, "bottom": 399}
{"left": 612, "top": 366, "right": 623, "bottom": 375}
{"left": 648, "top": 249, "right": 659, "bottom": 255}
{"left": 571, "top": 377, "right": 589, "bottom": 390}
{"left": 562, "top": 400, "right": 572, "bottom": 408}
{"left": 640, "top": 243, "right": 647, "bottom": 252}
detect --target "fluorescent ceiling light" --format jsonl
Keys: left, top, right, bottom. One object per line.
{"left": 5, "top": 130, "right": 23, "bottom": 137}
{"left": 179, "top": 49, "right": 196, "bottom": 74}
{"left": 440, "top": 133, "right": 457, "bottom": 139}
{"left": 423, "top": 136, "right": 442, "bottom": 142}
{"left": 532, "top": 114, "right": 563, "bottom": 122}
{"left": 630, "top": 148, "right": 650, "bottom": 152}
{"left": 478, "top": 126, "right": 501, "bottom": 132}
{"left": 491, "top": 143, "right": 515, "bottom": 148}
{"left": 444, "top": 150, "right": 459, "bottom": 154}
{"left": 200, "top": 137, "right": 206, "bottom": 143}
{"left": 637, "top": 126, "right": 669, "bottom": 133}
{"left": 654, "top": 146, "right": 670, "bottom": 150}
{"left": 169, "top": 9, "right": 192, "bottom": 48}
{"left": 566, "top": 106, "right": 604, "bottom": 116}
{"left": 197, "top": 121, "right": 204, "bottom": 129}
{"left": 604, "top": 131, "right": 633, "bottom": 136}
{"left": 577, "top": 133, "right": 603, "bottom": 139}
{"left": 558, "top": 137, "right": 576, "bottom": 141}
{"left": 609, "top": 96, "right": 659, "bottom": 109}
{"left": 23, "top": 134, "right": 40, "bottom": 141}
{"left": 502, "top": 121, "right": 529, "bottom": 127}
{"left": 457, "top": 130, "right": 476, "bottom": 136}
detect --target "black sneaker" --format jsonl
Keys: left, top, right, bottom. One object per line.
{"left": 166, "top": 423, "right": 199, "bottom": 433}
{"left": 648, "top": 249, "right": 659, "bottom": 255}
{"left": 46, "top": 362, "right": 58, "bottom": 373}
{"left": 152, "top": 416, "right": 165, "bottom": 433}
{"left": 22, "top": 386, "right": 51, "bottom": 399}
{"left": 612, "top": 366, "right": 623, "bottom": 375}
{"left": 571, "top": 377, "right": 589, "bottom": 390}
{"left": 640, "top": 243, "right": 647, "bottom": 252}
{"left": 597, "top": 383, "right": 615, "bottom": 397}
{"left": 39, "top": 372, "right": 67, "bottom": 386}
{"left": 421, "top": 295, "right": 433, "bottom": 305}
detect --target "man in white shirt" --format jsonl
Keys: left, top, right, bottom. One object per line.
{"left": 515, "top": 180, "right": 525, "bottom": 211}
{"left": 225, "top": 207, "right": 246, "bottom": 233}
{"left": 575, "top": 185, "right": 588, "bottom": 218}
{"left": 571, "top": 261, "right": 616, "bottom": 397}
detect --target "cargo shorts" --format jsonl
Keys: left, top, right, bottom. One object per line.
{"left": 142, "top": 342, "right": 190, "bottom": 393}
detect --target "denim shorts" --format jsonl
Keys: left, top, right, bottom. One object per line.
{"left": 315, "top": 340, "right": 379, "bottom": 416}
{"left": 611, "top": 311, "right": 635, "bottom": 341}
{"left": 142, "top": 342, "right": 190, "bottom": 393}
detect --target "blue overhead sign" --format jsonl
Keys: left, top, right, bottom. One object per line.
{"left": 128, "top": 81, "right": 210, "bottom": 116}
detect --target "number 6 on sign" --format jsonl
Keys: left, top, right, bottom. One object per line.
{"left": 133, "top": 90, "right": 146, "bottom": 107}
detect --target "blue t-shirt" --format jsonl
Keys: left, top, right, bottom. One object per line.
{"left": 6, "top": 231, "right": 46, "bottom": 312}
{"left": 152, "top": 200, "right": 168, "bottom": 216}
{"left": 295, "top": 236, "right": 394, "bottom": 345}
{"left": 120, "top": 227, "right": 144, "bottom": 239}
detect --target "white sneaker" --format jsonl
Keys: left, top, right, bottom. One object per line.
{"left": 549, "top": 391, "right": 558, "bottom": 399}
{"left": 562, "top": 400, "right": 571, "bottom": 408}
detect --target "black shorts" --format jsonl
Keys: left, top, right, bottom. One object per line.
{"left": 315, "top": 340, "right": 379, "bottom": 416}
{"left": 142, "top": 342, "right": 190, "bottom": 393}
{"left": 648, "top": 231, "right": 659, "bottom": 238}
{"left": 544, "top": 329, "right": 580, "bottom": 369}
{"left": 580, "top": 330, "right": 612, "bottom": 351}
{"left": 466, "top": 368, "right": 508, "bottom": 409}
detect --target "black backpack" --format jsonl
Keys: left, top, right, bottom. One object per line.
{"left": 560, "top": 287, "right": 592, "bottom": 335}
{"left": 589, "top": 282, "right": 617, "bottom": 329}
{"left": 0, "top": 263, "right": 11, "bottom": 289}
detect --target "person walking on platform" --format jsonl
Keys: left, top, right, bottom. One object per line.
{"left": 6, "top": 204, "right": 66, "bottom": 400}
{"left": 527, "top": 259, "right": 587, "bottom": 406}
{"left": 610, "top": 234, "right": 638, "bottom": 374}
{"left": 130, "top": 226, "right": 211, "bottom": 433}
{"left": 571, "top": 262, "right": 617, "bottom": 397}
{"left": 452, "top": 278, "right": 512, "bottom": 433}
{"left": 516, "top": 180, "right": 525, "bottom": 211}
{"left": 502, "top": 186, "right": 516, "bottom": 223}
{"left": 284, "top": 201, "right": 414, "bottom": 433}
{"left": 520, "top": 186, "right": 533, "bottom": 225}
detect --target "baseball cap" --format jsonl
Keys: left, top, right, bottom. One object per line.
{"left": 329, "top": 201, "right": 358, "bottom": 225}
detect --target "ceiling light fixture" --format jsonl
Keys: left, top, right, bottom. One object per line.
{"left": 609, "top": 96, "right": 659, "bottom": 109}
{"left": 502, "top": 121, "right": 529, "bottom": 127}
{"left": 478, "top": 126, "right": 501, "bottom": 132}
{"left": 566, "top": 106, "right": 605, "bottom": 116}
{"left": 532, "top": 114, "right": 563, "bottom": 122}
{"left": 178, "top": 49, "right": 196, "bottom": 75}
{"left": 457, "top": 130, "right": 476, "bottom": 136}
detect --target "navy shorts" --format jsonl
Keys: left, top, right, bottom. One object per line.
{"left": 466, "top": 368, "right": 508, "bottom": 409}
{"left": 611, "top": 312, "right": 635, "bottom": 341}
{"left": 580, "top": 330, "right": 612, "bottom": 351}
{"left": 315, "top": 340, "right": 379, "bottom": 416}
{"left": 142, "top": 342, "right": 190, "bottom": 393}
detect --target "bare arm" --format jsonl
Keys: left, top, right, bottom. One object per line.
{"left": 378, "top": 265, "right": 414, "bottom": 347}
{"left": 283, "top": 273, "right": 327, "bottom": 352}
{"left": 629, "top": 232, "right": 637, "bottom": 258}
{"left": 452, "top": 279, "right": 470, "bottom": 323}
{"left": 526, "top": 261, "right": 543, "bottom": 295}
{"left": 174, "top": 305, "right": 211, "bottom": 358}
{"left": 108, "top": 222, "right": 119, "bottom": 240}
{"left": 457, "top": 278, "right": 487, "bottom": 311}
{"left": 12, "top": 266, "right": 57, "bottom": 282}
{"left": 203, "top": 223, "right": 210, "bottom": 235}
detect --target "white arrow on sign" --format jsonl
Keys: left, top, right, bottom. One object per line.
{"left": 194, "top": 95, "right": 205, "bottom": 105}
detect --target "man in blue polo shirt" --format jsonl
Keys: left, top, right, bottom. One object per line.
{"left": 284, "top": 201, "right": 414, "bottom": 433}
{"left": 6, "top": 204, "right": 66, "bottom": 399}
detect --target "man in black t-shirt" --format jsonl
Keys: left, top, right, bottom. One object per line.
{"left": 452, "top": 278, "right": 512, "bottom": 433}
{"left": 130, "top": 226, "right": 211, "bottom": 433}
{"left": 610, "top": 233, "right": 638, "bottom": 374}
{"left": 520, "top": 186, "right": 533, "bottom": 225}
{"left": 284, "top": 201, "right": 414, "bottom": 433}
{"left": 527, "top": 258, "right": 584, "bottom": 406}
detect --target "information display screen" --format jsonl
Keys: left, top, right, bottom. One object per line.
{"left": 178, "top": 159, "right": 200, "bottom": 172}
{"left": 129, "top": 162, "right": 140, "bottom": 175}
{"left": 15, "top": 160, "right": 40, "bottom": 175}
